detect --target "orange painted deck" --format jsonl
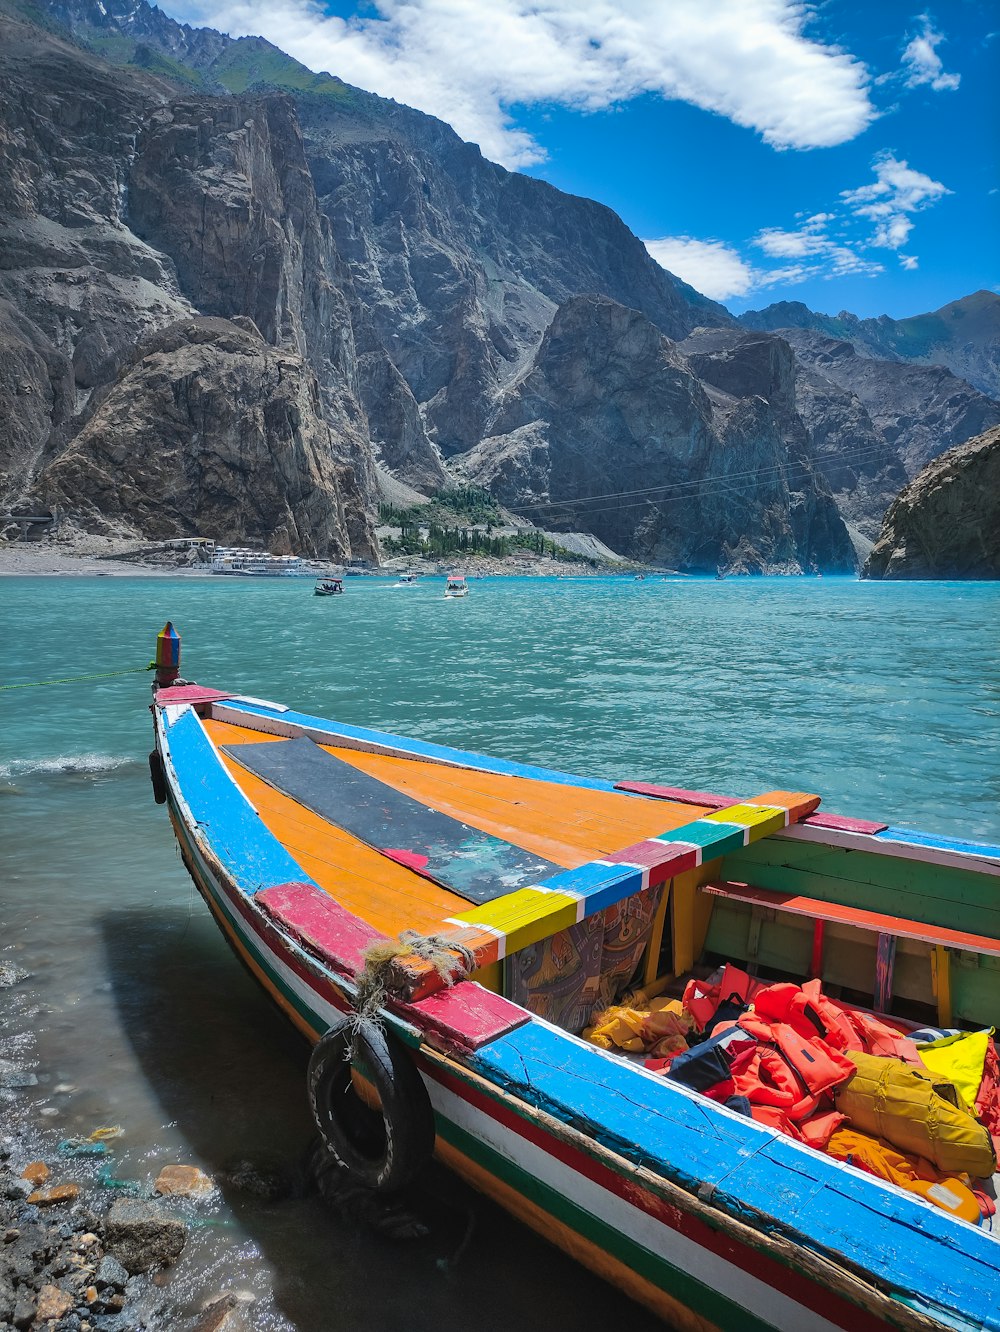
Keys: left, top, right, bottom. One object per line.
{"left": 203, "top": 718, "right": 712, "bottom": 938}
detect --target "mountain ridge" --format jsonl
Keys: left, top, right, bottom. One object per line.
{"left": 1, "top": 0, "right": 996, "bottom": 574}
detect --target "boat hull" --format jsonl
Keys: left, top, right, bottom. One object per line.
{"left": 164, "top": 795, "right": 903, "bottom": 1332}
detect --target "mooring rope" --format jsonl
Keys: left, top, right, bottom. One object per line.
{"left": 0, "top": 664, "right": 155, "bottom": 691}
{"left": 349, "top": 930, "right": 476, "bottom": 1047}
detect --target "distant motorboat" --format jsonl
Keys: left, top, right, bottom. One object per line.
{"left": 444, "top": 574, "right": 469, "bottom": 598}
{"left": 394, "top": 573, "right": 420, "bottom": 587}
{"left": 314, "top": 578, "right": 344, "bottom": 596}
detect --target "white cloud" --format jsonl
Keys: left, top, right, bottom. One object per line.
{"left": 899, "top": 254, "right": 919, "bottom": 270}
{"left": 643, "top": 237, "right": 757, "bottom": 300}
{"left": 902, "top": 17, "right": 961, "bottom": 92}
{"left": 753, "top": 225, "right": 881, "bottom": 277}
{"left": 841, "top": 152, "right": 950, "bottom": 251}
{"left": 158, "top": 0, "right": 875, "bottom": 168}
{"left": 645, "top": 232, "right": 882, "bottom": 301}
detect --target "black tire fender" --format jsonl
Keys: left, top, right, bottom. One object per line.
{"left": 148, "top": 749, "right": 167, "bottom": 805}
{"left": 307, "top": 1014, "right": 435, "bottom": 1193}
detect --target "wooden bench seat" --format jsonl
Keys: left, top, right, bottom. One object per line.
{"left": 699, "top": 880, "right": 1000, "bottom": 1024}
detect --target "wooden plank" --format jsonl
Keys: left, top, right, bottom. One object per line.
{"left": 256, "top": 881, "right": 383, "bottom": 978}
{"left": 931, "top": 945, "right": 953, "bottom": 1028}
{"left": 654, "top": 818, "right": 747, "bottom": 859}
{"left": 701, "top": 881, "right": 1000, "bottom": 956}
{"left": 803, "top": 812, "right": 887, "bottom": 834}
{"left": 613, "top": 781, "right": 736, "bottom": 809}
{"left": 809, "top": 920, "right": 825, "bottom": 979}
{"left": 752, "top": 790, "right": 822, "bottom": 822}
{"left": 605, "top": 839, "right": 699, "bottom": 884}
{"left": 223, "top": 737, "right": 562, "bottom": 904}
{"left": 406, "top": 982, "right": 529, "bottom": 1052}
{"left": 155, "top": 684, "right": 234, "bottom": 705}
{"left": 449, "top": 888, "right": 581, "bottom": 958}
{"left": 704, "top": 803, "right": 786, "bottom": 838}
{"left": 874, "top": 932, "right": 897, "bottom": 1011}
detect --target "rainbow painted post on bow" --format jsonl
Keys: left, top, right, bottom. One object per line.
{"left": 154, "top": 622, "right": 181, "bottom": 688}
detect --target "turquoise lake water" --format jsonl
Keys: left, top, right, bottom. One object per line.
{"left": 2, "top": 573, "right": 999, "bottom": 1328}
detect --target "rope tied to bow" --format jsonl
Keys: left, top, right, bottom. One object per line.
{"left": 348, "top": 930, "right": 476, "bottom": 1050}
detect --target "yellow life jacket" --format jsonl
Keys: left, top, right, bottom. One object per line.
{"left": 917, "top": 1029, "right": 993, "bottom": 1111}
{"left": 834, "top": 1051, "right": 997, "bottom": 1179}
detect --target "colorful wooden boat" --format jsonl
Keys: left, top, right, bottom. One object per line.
{"left": 148, "top": 625, "right": 1000, "bottom": 1331}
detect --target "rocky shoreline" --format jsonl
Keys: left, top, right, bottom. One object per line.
{"left": 0, "top": 537, "right": 636, "bottom": 579}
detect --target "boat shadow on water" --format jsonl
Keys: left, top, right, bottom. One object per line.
{"left": 99, "top": 906, "right": 658, "bottom": 1331}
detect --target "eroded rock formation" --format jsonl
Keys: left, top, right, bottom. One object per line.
{"left": 38, "top": 317, "right": 373, "bottom": 557}
{"left": 862, "top": 426, "right": 1000, "bottom": 580}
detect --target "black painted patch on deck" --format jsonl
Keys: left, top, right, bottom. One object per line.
{"left": 222, "top": 737, "right": 561, "bottom": 905}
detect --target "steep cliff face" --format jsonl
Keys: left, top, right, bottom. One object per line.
{"left": 741, "top": 292, "right": 1000, "bottom": 401}
{"left": 454, "top": 297, "right": 854, "bottom": 572}
{"left": 0, "top": 14, "right": 191, "bottom": 499}
{"left": 863, "top": 425, "right": 1000, "bottom": 580}
{"left": 0, "top": 11, "right": 378, "bottom": 556}
{"left": 778, "top": 329, "right": 1000, "bottom": 477}
{"left": 37, "top": 317, "right": 373, "bottom": 556}
{"left": 299, "top": 93, "right": 729, "bottom": 460}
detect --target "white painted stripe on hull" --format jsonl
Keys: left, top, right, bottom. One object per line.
{"left": 777, "top": 823, "right": 1000, "bottom": 874}
{"left": 426, "top": 1077, "right": 846, "bottom": 1332}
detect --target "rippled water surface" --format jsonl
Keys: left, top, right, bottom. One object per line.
{"left": 2, "top": 573, "right": 999, "bottom": 1328}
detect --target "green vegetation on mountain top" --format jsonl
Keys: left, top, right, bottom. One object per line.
{"left": 212, "top": 41, "right": 354, "bottom": 100}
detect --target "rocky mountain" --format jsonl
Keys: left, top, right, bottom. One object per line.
{"left": 740, "top": 291, "right": 1000, "bottom": 401}
{"left": 453, "top": 300, "right": 855, "bottom": 573}
{"left": 863, "top": 425, "right": 1000, "bottom": 580}
{"left": 40, "top": 317, "right": 371, "bottom": 555}
{"left": 1, "top": 0, "right": 994, "bottom": 574}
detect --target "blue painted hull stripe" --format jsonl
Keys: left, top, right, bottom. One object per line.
{"left": 875, "top": 825, "right": 1000, "bottom": 862}
{"left": 470, "top": 1022, "right": 1000, "bottom": 1329}
{"left": 165, "top": 708, "right": 315, "bottom": 895}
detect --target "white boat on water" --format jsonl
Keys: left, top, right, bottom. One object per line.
{"left": 444, "top": 574, "right": 469, "bottom": 598}
{"left": 211, "top": 547, "right": 306, "bottom": 576}
{"left": 393, "top": 572, "right": 420, "bottom": 587}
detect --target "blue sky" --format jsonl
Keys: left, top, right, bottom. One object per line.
{"left": 159, "top": 0, "right": 999, "bottom": 319}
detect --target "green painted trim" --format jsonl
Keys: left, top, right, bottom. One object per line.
{"left": 437, "top": 1115, "right": 777, "bottom": 1332}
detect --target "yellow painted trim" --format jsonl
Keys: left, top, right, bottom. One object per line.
{"left": 932, "top": 945, "right": 953, "bottom": 1028}
{"left": 435, "top": 1138, "right": 719, "bottom": 1332}
{"left": 642, "top": 882, "right": 671, "bottom": 987}
{"left": 704, "top": 803, "right": 785, "bottom": 838}
{"left": 671, "top": 862, "right": 722, "bottom": 976}
{"left": 451, "top": 887, "right": 579, "bottom": 953}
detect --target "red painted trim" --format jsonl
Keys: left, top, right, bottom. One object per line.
{"left": 257, "top": 881, "right": 385, "bottom": 978}
{"left": 606, "top": 840, "right": 700, "bottom": 883}
{"left": 614, "top": 781, "right": 734, "bottom": 809}
{"left": 154, "top": 684, "right": 234, "bottom": 704}
{"left": 702, "top": 881, "right": 1000, "bottom": 956}
{"left": 802, "top": 813, "right": 887, "bottom": 834}
{"left": 426, "top": 1063, "right": 884, "bottom": 1332}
